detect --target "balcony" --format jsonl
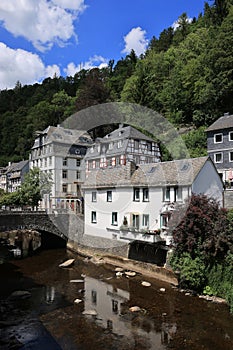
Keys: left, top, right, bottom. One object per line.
{"left": 119, "top": 226, "right": 162, "bottom": 243}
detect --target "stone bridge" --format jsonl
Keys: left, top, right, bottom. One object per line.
{"left": 0, "top": 210, "right": 72, "bottom": 242}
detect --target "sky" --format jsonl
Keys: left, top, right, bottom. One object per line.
{"left": 0, "top": 0, "right": 207, "bottom": 90}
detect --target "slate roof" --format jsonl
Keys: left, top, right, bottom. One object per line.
{"left": 33, "top": 126, "right": 93, "bottom": 148}
{"left": 6, "top": 160, "right": 29, "bottom": 174}
{"left": 206, "top": 113, "right": 233, "bottom": 132}
{"left": 85, "top": 125, "right": 156, "bottom": 160}
{"left": 103, "top": 125, "right": 155, "bottom": 143}
{"left": 131, "top": 157, "right": 209, "bottom": 186}
{"left": 82, "top": 156, "right": 210, "bottom": 189}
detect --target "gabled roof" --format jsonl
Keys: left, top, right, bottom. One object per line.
{"left": 85, "top": 125, "right": 157, "bottom": 160}
{"left": 6, "top": 160, "right": 29, "bottom": 175}
{"left": 131, "top": 157, "right": 209, "bottom": 186}
{"left": 206, "top": 113, "right": 233, "bottom": 132}
{"left": 33, "top": 126, "right": 93, "bottom": 148}
{"left": 103, "top": 125, "right": 155, "bottom": 142}
{"left": 82, "top": 156, "right": 211, "bottom": 189}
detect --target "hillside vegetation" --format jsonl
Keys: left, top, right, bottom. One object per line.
{"left": 0, "top": 1, "right": 233, "bottom": 166}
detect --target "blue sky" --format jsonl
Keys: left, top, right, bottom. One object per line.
{"left": 0, "top": 0, "right": 207, "bottom": 90}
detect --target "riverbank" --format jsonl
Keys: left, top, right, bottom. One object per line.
{"left": 67, "top": 240, "right": 178, "bottom": 286}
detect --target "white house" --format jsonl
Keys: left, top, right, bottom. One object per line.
{"left": 29, "top": 125, "right": 93, "bottom": 211}
{"left": 82, "top": 157, "right": 223, "bottom": 245}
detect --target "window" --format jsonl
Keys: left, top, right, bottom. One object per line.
{"left": 63, "top": 157, "right": 67, "bottom": 166}
{"left": 112, "top": 300, "right": 118, "bottom": 313}
{"left": 134, "top": 140, "right": 139, "bottom": 150}
{"left": 147, "top": 142, "right": 152, "bottom": 151}
{"left": 112, "top": 212, "right": 118, "bottom": 226}
{"left": 214, "top": 133, "right": 223, "bottom": 143}
{"left": 143, "top": 188, "right": 149, "bottom": 202}
{"left": 132, "top": 214, "right": 139, "bottom": 229}
{"left": 91, "top": 211, "right": 97, "bottom": 223}
{"left": 109, "top": 142, "right": 113, "bottom": 150}
{"left": 163, "top": 187, "right": 170, "bottom": 202}
{"left": 76, "top": 159, "right": 81, "bottom": 167}
{"left": 214, "top": 152, "right": 223, "bottom": 163}
{"left": 62, "top": 184, "right": 67, "bottom": 193}
{"left": 117, "top": 140, "right": 122, "bottom": 148}
{"left": 76, "top": 171, "right": 80, "bottom": 179}
{"left": 230, "top": 152, "right": 233, "bottom": 162}
{"left": 142, "top": 214, "right": 149, "bottom": 227}
{"left": 62, "top": 170, "right": 67, "bottom": 179}
{"left": 107, "top": 190, "right": 112, "bottom": 202}
{"left": 49, "top": 157, "right": 52, "bottom": 166}
{"left": 175, "top": 186, "right": 182, "bottom": 201}
{"left": 133, "top": 187, "right": 140, "bottom": 201}
{"left": 92, "top": 191, "right": 97, "bottom": 202}
{"left": 91, "top": 290, "right": 97, "bottom": 304}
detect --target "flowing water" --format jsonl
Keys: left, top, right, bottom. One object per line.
{"left": 0, "top": 248, "right": 233, "bottom": 350}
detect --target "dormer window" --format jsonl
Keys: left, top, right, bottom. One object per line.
{"left": 214, "top": 133, "right": 223, "bottom": 143}
{"left": 117, "top": 140, "right": 122, "bottom": 148}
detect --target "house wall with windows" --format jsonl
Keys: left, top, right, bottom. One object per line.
{"left": 206, "top": 113, "right": 233, "bottom": 183}
{"left": 83, "top": 157, "right": 223, "bottom": 245}
{"left": 29, "top": 125, "right": 93, "bottom": 211}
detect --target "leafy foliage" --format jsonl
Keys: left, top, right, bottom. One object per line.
{"left": 169, "top": 193, "right": 233, "bottom": 311}
{"left": 0, "top": 168, "right": 52, "bottom": 208}
{"left": 0, "top": 1, "right": 233, "bottom": 166}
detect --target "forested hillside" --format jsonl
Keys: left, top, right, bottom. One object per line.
{"left": 0, "top": 0, "right": 232, "bottom": 166}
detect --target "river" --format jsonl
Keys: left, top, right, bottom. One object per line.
{"left": 0, "top": 247, "right": 233, "bottom": 350}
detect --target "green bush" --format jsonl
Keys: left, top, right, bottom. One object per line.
{"left": 205, "top": 252, "right": 233, "bottom": 312}
{"left": 170, "top": 252, "right": 206, "bottom": 291}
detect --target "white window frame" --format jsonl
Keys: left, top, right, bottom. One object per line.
{"left": 111, "top": 212, "right": 118, "bottom": 226}
{"left": 117, "top": 140, "right": 123, "bottom": 148}
{"left": 229, "top": 151, "right": 233, "bottom": 162}
{"left": 92, "top": 191, "right": 97, "bottom": 202}
{"left": 107, "top": 190, "right": 112, "bottom": 202}
{"left": 62, "top": 170, "right": 67, "bottom": 179}
{"left": 143, "top": 188, "right": 149, "bottom": 202}
{"left": 163, "top": 187, "right": 170, "bottom": 202}
{"left": 133, "top": 187, "right": 140, "bottom": 201}
{"left": 229, "top": 131, "right": 233, "bottom": 141}
{"left": 91, "top": 211, "right": 97, "bottom": 223}
{"left": 214, "top": 152, "right": 223, "bottom": 163}
{"left": 214, "top": 133, "right": 223, "bottom": 143}
{"left": 142, "top": 214, "right": 149, "bottom": 227}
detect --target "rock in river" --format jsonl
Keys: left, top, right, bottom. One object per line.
{"left": 59, "top": 259, "right": 75, "bottom": 268}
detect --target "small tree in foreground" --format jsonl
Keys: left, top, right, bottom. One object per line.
{"left": 169, "top": 194, "right": 233, "bottom": 298}
{"left": 169, "top": 193, "right": 232, "bottom": 264}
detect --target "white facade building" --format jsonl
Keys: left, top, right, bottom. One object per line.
{"left": 82, "top": 157, "right": 223, "bottom": 245}
{"left": 29, "top": 125, "right": 93, "bottom": 211}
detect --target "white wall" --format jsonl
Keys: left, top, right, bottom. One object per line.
{"left": 192, "top": 159, "right": 223, "bottom": 206}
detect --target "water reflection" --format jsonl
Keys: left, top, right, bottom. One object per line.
{"left": 83, "top": 276, "right": 177, "bottom": 349}
{"left": 45, "top": 285, "right": 56, "bottom": 304}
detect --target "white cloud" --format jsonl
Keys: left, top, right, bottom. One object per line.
{"left": 122, "top": 27, "right": 148, "bottom": 56}
{"left": 52, "top": 0, "right": 87, "bottom": 11}
{"left": 64, "top": 55, "right": 109, "bottom": 76}
{"left": 0, "top": 0, "right": 87, "bottom": 51}
{"left": 172, "top": 16, "right": 193, "bottom": 31}
{"left": 0, "top": 42, "right": 60, "bottom": 90}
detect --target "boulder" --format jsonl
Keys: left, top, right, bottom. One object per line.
{"left": 59, "top": 259, "right": 75, "bottom": 268}
{"left": 141, "top": 281, "right": 151, "bottom": 287}
{"left": 125, "top": 271, "right": 136, "bottom": 277}
{"left": 82, "top": 309, "right": 97, "bottom": 316}
{"left": 129, "top": 306, "right": 141, "bottom": 312}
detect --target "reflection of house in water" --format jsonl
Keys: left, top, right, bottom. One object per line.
{"left": 84, "top": 276, "right": 176, "bottom": 348}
